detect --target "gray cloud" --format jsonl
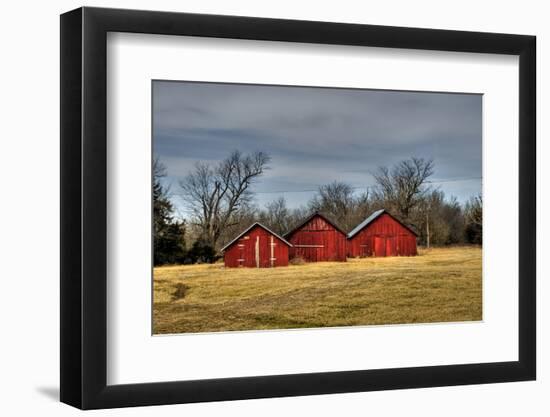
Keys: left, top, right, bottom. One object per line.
{"left": 153, "top": 80, "right": 482, "bottom": 215}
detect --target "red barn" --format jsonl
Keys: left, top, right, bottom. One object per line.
{"left": 347, "top": 209, "right": 417, "bottom": 257}
{"left": 285, "top": 212, "right": 347, "bottom": 262}
{"left": 221, "top": 222, "right": 292, "bottom": 268}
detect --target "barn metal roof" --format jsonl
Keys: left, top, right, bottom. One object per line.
{"left": 347, "top": 209, "right": 419, "bottom": 238}
{"left": 220, "top": 222, "right": 293, "bottom": 252}
{"left": 347, "top": 209, "right": 385, "bottom": 238}
{"left": 284, "top": 211, "right": 347, "bottom": 239}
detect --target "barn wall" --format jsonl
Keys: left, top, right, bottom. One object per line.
{"left": 347, "top": 213, "right": 417, "bottom": 257}
{"left": 288, "top": 216, "right": 347, "bottom": 262}
{"left": 224, "top": 225, "right": 289, "bottom": 268}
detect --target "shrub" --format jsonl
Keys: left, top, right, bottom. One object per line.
{"left": 187, "top": 240, "right": 220, "bottom": 264}
{"left": 289, "top": 256, "right": 306, "bottom": 265}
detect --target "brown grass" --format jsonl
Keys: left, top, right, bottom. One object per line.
{"left": 153, "top": 246, "right": 482, "bottom": 334}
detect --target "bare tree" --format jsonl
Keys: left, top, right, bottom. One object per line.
{"left": 372, "top": 157, "right": 434, "bottom": 221}
{"left": 179, "top": 150, "right": 270, "bottom": 248}
{"left": 308, "top": 182, "right": 349, "bottom": 230}
{"left": 307, "top": 181, "right": 373, "bottom": 232}
{"left": 258, "top": 197, "right": 292, "bottom": 236}
{"left": 287, "top": 206, "right": 312, "bottom": 232}
{"left": 413, "top": 190, "right": 464, "bottom": 247}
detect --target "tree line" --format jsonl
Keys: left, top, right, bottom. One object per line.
{"left": 153, "top": 151, "right": 482, "bottom": 265}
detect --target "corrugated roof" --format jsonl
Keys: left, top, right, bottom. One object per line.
{"left": 220, "top": 222, "right": 292, "bottom": 252}
{"left": 347, "top": 209, "right": 386, "bottom": 238}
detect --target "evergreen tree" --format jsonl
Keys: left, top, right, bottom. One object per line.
{"left": 186, "top": 240, "right": 219, "bottom": 264}
{"left": 153, "top": 159, "right": 186, "bottom": 265}
{"left": 464, "top": 194, "right": 482, "bottom": 244}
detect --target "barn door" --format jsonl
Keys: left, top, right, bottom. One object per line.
{"left": 238, "top": 244, "right": 244, "bottom": 267}
{"left": 386, "top": 237, "right": 396, "bottom": 256}
{"left": 374, "top": 236, "right": 386, "bottom": 257}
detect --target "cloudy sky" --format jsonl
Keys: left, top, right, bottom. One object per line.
{"left": 153, "top": 80, "right": 482, "bottom": 219}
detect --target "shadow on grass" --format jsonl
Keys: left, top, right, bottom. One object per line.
{"left": 172, "top": 283, "right": 190, "bottom": 301}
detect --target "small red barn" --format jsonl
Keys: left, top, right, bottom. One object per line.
{"left": 285, "top": 212, "right": 347, "bottom": 262}
{"left": 222, "top": 222, "right": 292, "bottom": 268}
{"left": 347, "top": 209, "right": 417, "bottom": 257}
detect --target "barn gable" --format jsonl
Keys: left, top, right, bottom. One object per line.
{"left": 285, "top": 212, "right": 346, "bottom": 239}
{"left": 222, "top": 222, "right": 292, "bottom": 268}
{"left": 347, "top": 209, "right": 417, "bottom": 257}
{"left": 285, "top": 212, "right": 347, "bottom": 262}
{"left": 347, "top": 209, "right": 418, "bottom": 238}
{"left": 221, "top": 222, "right": 291, "bottom": 252}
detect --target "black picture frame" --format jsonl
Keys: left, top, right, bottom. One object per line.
{"left": 60, "top": 6, "right": 536, "bottom": 410}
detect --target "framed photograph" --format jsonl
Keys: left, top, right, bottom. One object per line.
{"left": 60, "top": 7, "right": 536, "bottom": 409}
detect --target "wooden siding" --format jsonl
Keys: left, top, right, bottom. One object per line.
{"left": 347, "top": 213, "right": 417, "bottom": 257}
{"left": 287, "top": 215, "right": 347, "bottom": 262}
{"left": 224, "top": 224, "right": 289, "bottom": 268}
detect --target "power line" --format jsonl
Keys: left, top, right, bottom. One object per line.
{"left": 162, "top": 172, "right": 481, "bottom": 198}
{"left": 251, "top": 177, "right": 482, "bottom": 194}
{"left": 167, "top": 176, "right": 482, "bottom": 215}
{"left": 254, "top": 188, "right": 320, "bottom": 194}
{"left": 426, "top": 177, "right": 482, "bottom": 184}
{"left": 169, "top": 176, "right": 482, "bottom": 219}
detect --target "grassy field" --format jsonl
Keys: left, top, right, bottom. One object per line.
{"left": 153, "top": 246, "right": 482, "bottom": 334}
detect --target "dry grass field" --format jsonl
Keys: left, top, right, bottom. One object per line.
{"left": 153, "top": 246, "right": 482, "bottom": 334}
